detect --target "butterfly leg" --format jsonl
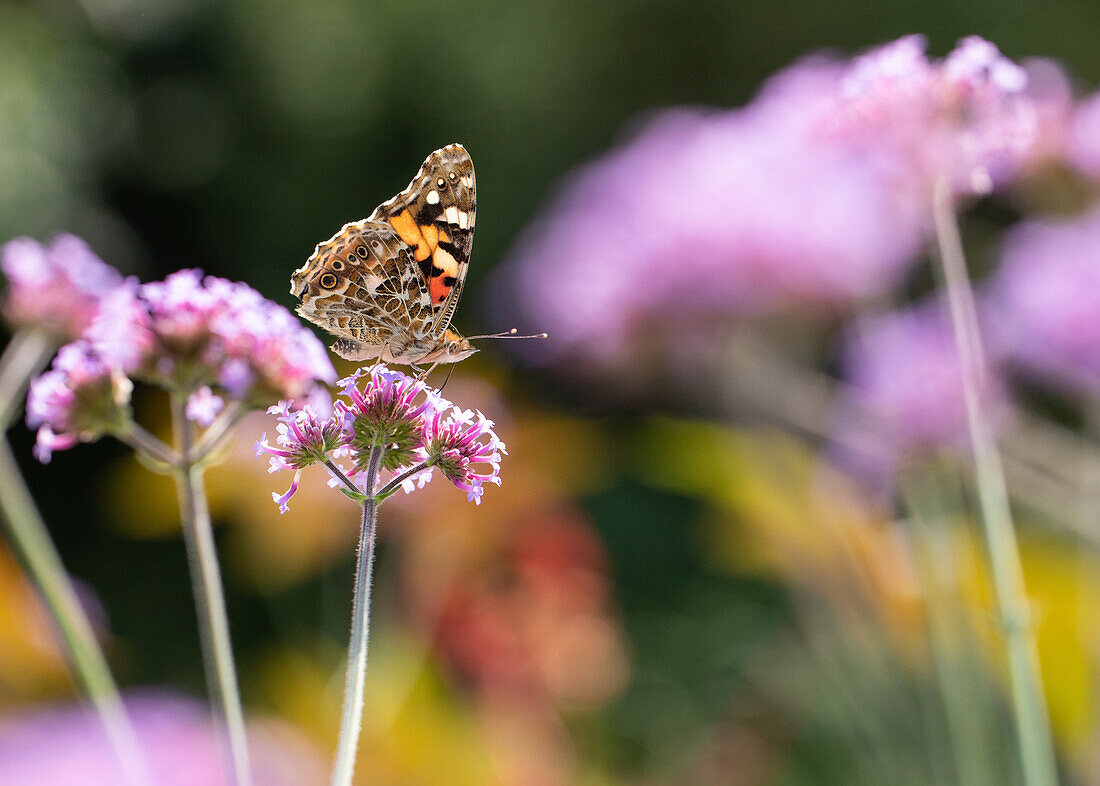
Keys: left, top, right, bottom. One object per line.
{"left": 415, "top": 360, "right": 447, "bottom": 384}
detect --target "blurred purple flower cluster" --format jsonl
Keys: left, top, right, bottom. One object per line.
{"left": 256, "top": 364, "right": 505, "bottom": 511}
{"left": 495, "top": 35, "right": 1045, "bottom": 364}
{"left": 827, "top": 35, "right": 1036, "bottom": 203}
{"left": 0, "top": 692, "right": 325, "bottom": 786}
{"left": 1, "top": 235, "right": 123, "bottom": 340}
{"left": 988, "top": 207, "right": 1100, "bottom": 395}
{"left": 835, "top": 300, "right": 1006, "bottom": 475}
{"left": 493, "top": 32, "right": 1100, "bottom": 465}
{"left": 25, "top": 265, "right": 336, "bottom": 461}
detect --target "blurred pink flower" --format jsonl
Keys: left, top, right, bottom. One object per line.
{"left": 988, "top": 206, "right": 1100, "bottom": 394}
{"left": 834, "top": 299, "right": 1007, "bottom": 476}
{"left": 29, "top": 267, "right": 337, "bottom": 461}
{"left": 25, "top": 342, "right": 132, "bottom": 462}
{"left": 494, "top": 56, "right": 925, "bottom": 363}
{"left": 827, "top": 35, "right": 1037, "bottom": 203}
{"left": 0, "top": 692, "right": 325, "bottom": 786}
{"left": 1067, "top": 90, "right": 1100, "bottom": 179}
{"left": 1, "top": 235, "right": 123, "bottom": 340}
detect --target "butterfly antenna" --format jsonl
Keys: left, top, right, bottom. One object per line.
{"left": 467, "top": 327, "right": 549, "bottom": 341}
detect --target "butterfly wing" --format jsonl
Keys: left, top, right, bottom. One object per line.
{"left": 369, "top": 143, "right": 476, "bottom": 336}
{"left": 291, "top": 218, "right": 434, "bottom": 359}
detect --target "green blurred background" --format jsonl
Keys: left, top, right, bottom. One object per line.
{"left": 5, "top": 1, "right": 1100, "bottom": 784}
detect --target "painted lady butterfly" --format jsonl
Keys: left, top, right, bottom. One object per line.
{"left": 292, "top": 144, "right": 478, "bottom": 366}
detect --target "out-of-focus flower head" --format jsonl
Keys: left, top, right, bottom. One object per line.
{"left": 0, "top": 691, "right": 326, "bottom": 786}
{"left": 26, "top": 342, "right": 132, "bottom": 463}
{"left": 87, "top": 269, "right": 335, "bottom": 402}
{"left": 1066, "top": 89, "right": 1100, "bottom": 180}
{"left": 493, "top": 56, "right": 925, "bottom": 364}
{"left": 988, "top": 206, "right": 1100, "bottom": 394}
{"left": 1, "top": 235, "right": 123, "bottom": 340}
{"left": 1017, "top": 58, "right": 1075, "bottom": 172}
{"left": 28, "top": 267, "right": 336, "bottom": 462}
{"left": 255, "top": 399, "right": 349, "bottom": 513}
{"left": 419, "top": 406, "right": 507, "bottom": 505}
{"left": 828, "top": 35, "right": 1037, "bottom": 203}
{"left": 834, "top": 299, "right": 1006, "bottom": 477}
{"left": 338, "top": 364, "right": 439, "bottom": 472}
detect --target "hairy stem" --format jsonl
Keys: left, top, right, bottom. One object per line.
{"left": 170, "top": 393, "right": 253, "bottom": 786}
{"left": 330, "top": 445, "right": 383, "bottom": 786}
{"left": 931, "top": 179, "right": 1058, "bottom": 786}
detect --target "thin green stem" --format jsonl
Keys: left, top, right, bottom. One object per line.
{"left": 169, "top": 393, "right": 253, "bottom": 786}
{"left": 189, "top": 401, "right": 246, "bottom": 463}
{"left": 322, "top": 457, "right": 361, "bottom": 497}
{"left": 0, "top": 435, "right": 148, "bottom": 785}
{"left": 0, "top": 329, "right": 54, "bottom": 431}
{"left": 931, "top": 178, "right": 1058, "bottom": 786}
{"left": 375, "top": 459, "right": 433, "bottom": 502}
{"left": 118, "top": 422, "right": 179, "bottom": 468}
{"left": 330, "top": 445, "right": 383, "bottom": 786}
{"left": 0, "top": 330, "right": 147, "bottom": 783}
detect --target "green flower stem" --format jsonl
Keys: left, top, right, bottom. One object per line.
{"left": 322, "top": 457, "right": 361, "bottom": 497}
{"left": 0, "top": 330, "right": 147, "bottom": 783}
{"left": 189, "top": 401, "right": 246, "bottom": 462}
{"left": 375, "top": 459, "right": 433, "bottom": 502}
{"left": 169, "top": 393, "right": 253, "bottom": 786}
{"left": 0, "top": 435, "right": 148, "bottom": 785}
{"left": 330, "top": 445, "right": 383, "bottom": 786}
{"left": 931, "top": 178, "right": 1058, "bottom": 786}
{"left": 0, "top": 329, "right": 53, "bottom": 431}
{"left": 118, "top": 423, "right": 179, "bottom": 468}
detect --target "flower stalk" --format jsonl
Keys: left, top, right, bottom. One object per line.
{"left": 0, "top": 329, "right": 53, "bottom": 431}
{"left": 931, "top": 177, "right": 1058, "bottom": 786}
{"left": 169, "top": 392, "right": 253, "bottom": 786}
{"left": 0, "top": 328, "right": 149, "bottom": 783}
{"left": 330, "top": 445, "right": 383, "bottom": 786}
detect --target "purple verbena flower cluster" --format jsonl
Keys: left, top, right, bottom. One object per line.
{"left": 829, "top": 35, "right": 1036, "bottom": 202}
{"left": 833, "top": 299, "right": 1007, "bottom": 479}
{"left": 25, "top": 343, "right": 132, "bottom": 462}
{"left": 492, "top": 35, "right": 1041, "bottom": 365}
{"left": 1, "top": 235, "right": 124, "bottom": 340}
{"left": 988, "top": 206, "right": 1100, "bottom": 395}
{"left": 256, "top": 365, "right": 505, "bottom": 512}
{"left": 27, "top": 266, "right": 336, "bottom": 461}
{"left": 86, "top": 269, "right": 336, "bottom": 402}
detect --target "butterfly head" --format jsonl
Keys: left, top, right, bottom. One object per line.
{"left": 420, "top": 329, "right": 477, "bottom": 364}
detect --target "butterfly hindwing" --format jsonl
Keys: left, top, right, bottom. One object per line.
{"left": 369, "top": 143, "right": 476, "bottom": 336}
{"left": 292, "top": 218, "right": 434, "bottom": 351}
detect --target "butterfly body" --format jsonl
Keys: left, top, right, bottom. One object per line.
{"left": 292, "top": 144, "right": 477, "bottom": 366}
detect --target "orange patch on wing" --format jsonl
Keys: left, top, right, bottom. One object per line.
{"left": 388, "top": 210, "right": 430, "bottom": 261}
{"left": 420, "top": 223, "right": 440, "bottom": 250}
{"left": 429, "top": 246, "right": 458, "bottom": 304}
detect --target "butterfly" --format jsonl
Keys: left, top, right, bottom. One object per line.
{"left": 291, "top": 144, "right": 478, "bottom": 367}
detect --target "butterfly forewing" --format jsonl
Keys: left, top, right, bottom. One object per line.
{"left": 292, "top": 143, "right": 476, "bottom": 363}
{"left": 369, "top": 144, "right": 476, "bottom": 336}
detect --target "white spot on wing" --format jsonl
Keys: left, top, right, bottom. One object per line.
{"left": 433, "top": 246, "right": 458, "bottom": 276}
{"left": 426, "top": 190, "right": 440, "bottom": 205}
{"left": 444, "top": 206, "right": 460, "bottom": 224}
